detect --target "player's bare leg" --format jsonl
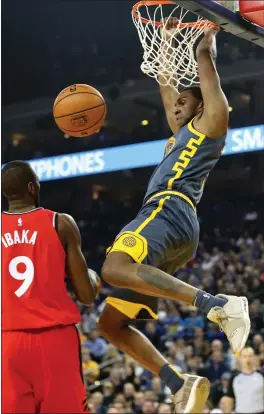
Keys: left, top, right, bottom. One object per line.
{"left": 99, "top": 304, "right": 210, "bottom": 413}
{"left": 102, "top": 252, "right": 250, "bottom": 355}
{"left": 99, "top": 305, "right": 168, "bottom": 375}
{"left": 102, "top": 252, "right": 199, "bottom": 303}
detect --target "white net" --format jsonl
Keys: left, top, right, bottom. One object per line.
{"left": 132, "top": 1, "right": 213, "bottom": 89}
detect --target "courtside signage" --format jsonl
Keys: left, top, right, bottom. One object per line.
{"left": 2, "top": 125, "right": 263, "bottom": 182}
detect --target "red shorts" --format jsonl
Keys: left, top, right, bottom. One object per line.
{"left": 2, "top": 325, "right": 88, "bottom": 413}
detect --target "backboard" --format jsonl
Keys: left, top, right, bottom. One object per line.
{"left": 178, "top": 0, "right": 264, "bottom": 47}
{"left": 212, "top": 1, "right": 239, "bottom": 13}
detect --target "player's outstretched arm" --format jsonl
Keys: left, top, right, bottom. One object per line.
{"left": 58, "top": 213, "right": 101, "bottom": 305}
{"left": 195, "top": 27, "right": 229, "bottom": 138}
{"left": 158, "top": 18, "right": 180, "bottom": 134}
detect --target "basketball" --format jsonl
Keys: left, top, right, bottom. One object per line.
{"left": 53, "top": 84, "right": 107, "bottom": 137}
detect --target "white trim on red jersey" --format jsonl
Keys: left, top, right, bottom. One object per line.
{"left": 52, "top": 212, "right": 56, "bottom": 228}
{"left": 2, "top": 208, "right": 43, "bottom": 215}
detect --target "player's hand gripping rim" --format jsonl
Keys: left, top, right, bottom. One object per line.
{"left": 160, "top": 17, "right": 180, "bottom": 41}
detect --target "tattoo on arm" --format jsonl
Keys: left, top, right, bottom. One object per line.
{"left": 136, "top": 264, "right": 197, "bottom": 303}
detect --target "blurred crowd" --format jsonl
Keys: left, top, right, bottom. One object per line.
{"left": 69, "top": 194, "right": 264, "bottom": 414}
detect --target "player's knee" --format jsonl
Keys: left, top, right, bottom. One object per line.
{"left": 101, "top": 261, "right": 117, "bottom": 286}
{"left": 98, "top": 308, "right": 124, "bottom": 341}
{"left": 102, "top": 253, "right": 132, "bottom": 287}
{"left": 102, "top": 261, "right": 124, "bottom": 288}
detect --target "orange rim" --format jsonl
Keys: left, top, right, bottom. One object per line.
{"left": 132, "top": 0, "right": 212, "bottom": 29}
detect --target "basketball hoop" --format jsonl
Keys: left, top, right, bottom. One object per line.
{"left": 132, "top": 1, "right": 215, "bottom": 89}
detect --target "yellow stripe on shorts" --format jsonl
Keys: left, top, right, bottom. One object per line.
{"left": 135, "top": 196, "right": 171, "bottom": 234}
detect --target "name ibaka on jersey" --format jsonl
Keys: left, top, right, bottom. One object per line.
{"left": 2, "top": 230, "right": 38, "bottom": 248}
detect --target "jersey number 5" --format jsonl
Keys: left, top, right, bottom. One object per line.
{"left": 9, "top": 256, "right": 34, "bottom": 297}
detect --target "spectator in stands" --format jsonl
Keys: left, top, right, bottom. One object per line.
{"left": 166, "top": 344, "right": 177, "bottom": 364}
{"left": 114, "top": 394, "right": 127, "bottom": 405}
{"left": 82, "top": 304, "right": 98, "bottom": 334}
{"left": 221, "top": 347, "right": 264, "bottom": 414}
{"left": 112, "top": 402, "right": 126, "bottom": 413}
{"left": 91, "top": 392, "right": 108, "bottom": 414}
{"left": 207, "top": 323, "right": 226, "bottom": 342}
{"left": 142, "top": 400, "right": 156, "bottom": 414}
{"left": 123, "top": 383, "right": 135, "bottom": 403}
{"left": 144, "top": 391, "right": 157, "bottom": 403}
{"left": 252, "top": 334, "right": 263, "bottom": 353}
{"left": 258, "top": 343, "right": 264, "bottom": 370}
{"left": 193, "top": 327, "right": 210, "bottom": 358}
{"left": 103, "top": 344, "right": 120, "bottom": 363}
{"left": 81, "top": 334, "right": 89, "bottom": 345}
{"left": 101, "top": 345, "right": 122, "bottom": 377}
{"left": 86, "top": 329, "right": 107, "bottom": 362}
{"left": 133, "top": 392, "right": 145, "bottom": 414}
{"left": 250, "top": 300, "right": 264, "bottom": 333}
{"left": 143, "top": 321, "right": 162, "bottom": 349}
{"left": 163, "top": 306, "right": 183, "bottom": 337}
{"left": 151, "top": 378, "right": 166, "bottom": 403}
{"left": 157, "top": 403, "right": 172, "bottom": 414}
{"left": 103, "top": 382, "right": 115, "bottom": 406}
{"left": 88, "top": 402, "right": 96, "bottom": 414}
{"left": 107, "top": 408, "right": 120, "bottom": 414}
{"left": 108, "top": 368, "right": 124, "bottom": 394}
{"left": 183, "top": 307, "right": 205, "bottom": 337}
{"left": 124, "top": 361, "right": 137, "bottom": 385}
{"left": 202, "top": 350, "right": 230, "bottom": 384}
{"left": 138, "top": 367, "right": 153, "bottom": 390}
{"left": 210, "top": 339, "right": 231, "bottom": 367}
{"left": 82, "top": 347, "right": 100, "bottom": 383}
{"left": 187, "top": 355, "right": 204, "bottom": 375}
{"left": 209, "top": 372, "right": 231, "bottom": 408}
{"left": 211, "top": 339, "right": 224, "bottom": 353}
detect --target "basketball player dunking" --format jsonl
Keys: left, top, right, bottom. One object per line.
{"left": 2, "top": 161, "right": 101, "bottom": 413}
{"left": 98, "top": 23, "right": 251, "bottom": 412}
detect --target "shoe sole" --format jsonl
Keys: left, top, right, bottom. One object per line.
{"left": 183, "top": 376, "right": 210, "bottom": 414}
{"left": 236, "top": 297, "right": 251, "bottom": 354}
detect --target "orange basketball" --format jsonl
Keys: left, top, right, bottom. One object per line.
{"left": 53, "top": 84, "right": 107, "bottom": 137}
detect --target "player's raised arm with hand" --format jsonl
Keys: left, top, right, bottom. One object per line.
{"left": 57, "top": 213, "right": 102, "bottom": 305}
{"left": 158, "top": 21, "right": 229, "bottom": 138}
{"left": 194, "top": 26, "right": 229, "bottom": 138}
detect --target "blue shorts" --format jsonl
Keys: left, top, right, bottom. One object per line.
{"left": 106, "top": 191, "right": 199, "bottom": 320}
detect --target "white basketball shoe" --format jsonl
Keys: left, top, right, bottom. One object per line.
{"left": 208, "top": 294, "right": 251, "bottom": 354}
{"left": 172, "top": 374, "right": 210, "bottom": 413}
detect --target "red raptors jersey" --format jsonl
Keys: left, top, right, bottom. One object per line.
{"left": 2, "top": 208, "right": 81, "bottom": 330}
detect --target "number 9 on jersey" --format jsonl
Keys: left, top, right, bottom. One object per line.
{"left": 9, "top": 256, "right": 34, "bottom": 297}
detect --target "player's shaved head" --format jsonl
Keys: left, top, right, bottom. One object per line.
{"left": 2, "top": 160, "right": 40, "bottom": 206}
{"left": 180, "top": 86, "right": 203, "bottom": 103}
